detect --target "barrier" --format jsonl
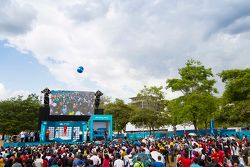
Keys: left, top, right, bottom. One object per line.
{"left": 3, "top": 141, "right": 84, "bottom": 149}
{"left": 121, "top": 129, "right": 250, "bottom": 139}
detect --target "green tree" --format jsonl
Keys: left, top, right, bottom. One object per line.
{"left": 167, "top": 98, "right": 185, "bottom": 134}
{"left": 0, "top": 94, "right": 41, "bottom": 137}
{"left": 104, "top": 99, "right": 134, "bottom": 132}
{"left": 99, "top": 96, "right": 112, "bottom": 109}
{"left": 130, "top": 86, "right": 168, "bottom": 133}
{"left": 183, "top": 94, "right": 217, "bottom": 132}
{"left": 166, "top": 59, "right": 218, "bottom": 130}
{"left": 136, "top": 86, "right": 166, "bottom": 112}
{"left": 130, "top": 108, "right": 166, "bottom": 134}
{"left": 219, "top": 68, "right": 250, "bottom": 126}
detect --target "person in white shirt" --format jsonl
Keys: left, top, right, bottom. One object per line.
{"left": 33, "top": 154, "right": 43, "bottom": 167}
{"left": 142, "top": 147, "right": 150, "bottom": 155}
{"left": 20, "top": 131, "right": 25, "bottom": 142}
{"left": 123, "top": 154, "right": 131, "bottom": 167}
{"left": 238, "top": 153, "right": 245, "bottom": 167}
{"left": 30, "top": 132, "right": 34, "bottom": 142}
{"left": 90, "top": 153, "right": 101, "bottom": 166}
{"left": 114, "top": 155, "right": 124, "bottom": 167}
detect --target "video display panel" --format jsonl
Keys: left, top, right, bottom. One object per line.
{"left": 49, "top": 90, "right": 95, "bottom": 116}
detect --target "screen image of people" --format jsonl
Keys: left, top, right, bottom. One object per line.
{"left": 49, "top": 90, "right": 95, "bottom": 115}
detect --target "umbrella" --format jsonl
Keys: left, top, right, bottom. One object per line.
{"left": 151, "top": 151, "right": 165, "bottom": 163}
{"left": 76, "top": 159, "right": 84, "bottom": 166}
{"left": 193, "top": 148, "right": 203, "bottom": 153}
{"left": 133, "top": 141, "right": 141, "bottom": 147}
{"left": 110, "top": 139, "right": 125, "bottom": 145}
{"left": 191, "top": 141, "right": 199, "bottom": 146}
{"left": 141, "top": 139, "right": 147, "bottom": 144}
{"left": 229, "top": 136, "right": 235, "bottom": 140}
{"left": 188, "top": 133, "right": 197, "bottom": 136}
{"left": 221, "top": 137, "right": 228, "bottom": 141}
{"left": 148, "top": 137, "right": 155, "bottom": 142}
{"left": 132, "top": 153, "right": 154, "bottom": 167}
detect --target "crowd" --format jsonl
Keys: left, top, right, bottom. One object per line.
{"left": 0, "top": 134, "right": 249, "bottom": 167}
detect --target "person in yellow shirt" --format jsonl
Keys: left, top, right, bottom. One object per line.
{"left": 133, "top": 157, "right": 144, "bottom": 167}
{"left": 0, "top": 154, "right": 4, "bottom": 167}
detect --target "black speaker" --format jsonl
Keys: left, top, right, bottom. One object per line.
{"left": 94, "top": 109, "right": 104, "bottom": 115}
{"left": 38, "top": 106, "right": 50, "bottom": 129}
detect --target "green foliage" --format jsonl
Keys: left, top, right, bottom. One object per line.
{"left": 104, "top": 99, "right": 134, "bottom": 132}
{"left": 219, "top": 69, "right": 250, "bottom": 102}
{"left": 184, "top": 93, "right": 217, "bottom": 129}
{"left": 136, "top": 85, "right": 166, "bottom": 112}
{"left": 130, "top": 86, "right": 168, "bottom": 132}
{"left": 99, "top": 96, "right": 112, "bottom": 109}
{"left": 166, "top": 59, "right": 218, "bottom": 130}
{"left": 0, "top": 94, "right": 41, "bottom": 135}
{"left": 167, "top": 98, "right": 185, "bottom": 126}
{"left": 130, "top": 108, "right": 167, "bottom": 132}
{"left": 219, "top": 69, "right": 250, "bottom": 126}
{"left": 167, "top": 59, "right": 217, "bottom": 95}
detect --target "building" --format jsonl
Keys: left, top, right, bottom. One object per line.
{"left": 130, "top": 96, "right": 163, "bottom": 111}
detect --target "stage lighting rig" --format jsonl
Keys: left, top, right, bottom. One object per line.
{"left": 94, "top": 90, "right": 103, "bottom": 109}
{"left": 41, "top": 88, "right": 51, "bottom": 105}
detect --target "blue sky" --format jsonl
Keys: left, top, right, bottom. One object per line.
{"left": 0, "top": 40, "right": 61, "bottom": 91}
{"left": 1, "top": 0, "right": 250, "bottom": 100}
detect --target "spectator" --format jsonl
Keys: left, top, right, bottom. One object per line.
{"left": 153, "top": 156, "right": 164, "bottom": 167}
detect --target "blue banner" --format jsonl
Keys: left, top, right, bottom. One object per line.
{"left": 210, "top": 119, "right": 214, "bottom": 135}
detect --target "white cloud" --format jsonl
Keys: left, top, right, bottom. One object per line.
{"left": 0, "top": 83, "right": 31, "bottom": 100}
{"left": 0, "top": 83, "right": 7, "bottom": 100}
{"left": 1, "top": 0, "right": 250, "bottom": 100}
{"left": 0, "top": 0, "right": 36, "bottom": 36}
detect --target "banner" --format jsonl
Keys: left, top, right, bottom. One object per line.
{"left": 210, "top": 119, "right": 214, "bottom": 135}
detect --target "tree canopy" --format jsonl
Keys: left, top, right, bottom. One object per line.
{"left": 166, "top": 59, "right": 218, "bottom": 130}
{"left": 104, "top": 99, "right": 133, "bottom": 132}
{"left": 0, "top": 94, "right": 40, "bottom": 135}
{"left": 219, "top": 68, "right": 250, "bottom": 126}
{"left": 130, "top": 86, "right": 168, "bottom": 133}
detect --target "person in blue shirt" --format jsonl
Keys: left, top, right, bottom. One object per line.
{"left": 190, "top": 158, "right": 201, "bottom": 167}
{"left": 153, "top": 156, "right": 164, "bottom": 167}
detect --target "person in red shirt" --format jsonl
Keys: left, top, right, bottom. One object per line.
{"left": 178, "top": 152, "right": 192, "bottom": 167}
{"left": 45, "top": 129, "right": 50, "bottom": 141}
{"left": 102, "top": 154, "right": 110, "bottom": 167}
{"left": 42, "top": 156, "right": 48, "bottom": 167}
{"left": 64, "top": 126, "right": 67, "bottom": 136}
{"left": 218, "top": 146, "right": 225, "bottom": 164}
{"left": 211, "top": 148, "right": 219, "bottom": 162}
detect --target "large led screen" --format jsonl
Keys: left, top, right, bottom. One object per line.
{"left": 49, "top": 90, "right": 95, "bottom": 115}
